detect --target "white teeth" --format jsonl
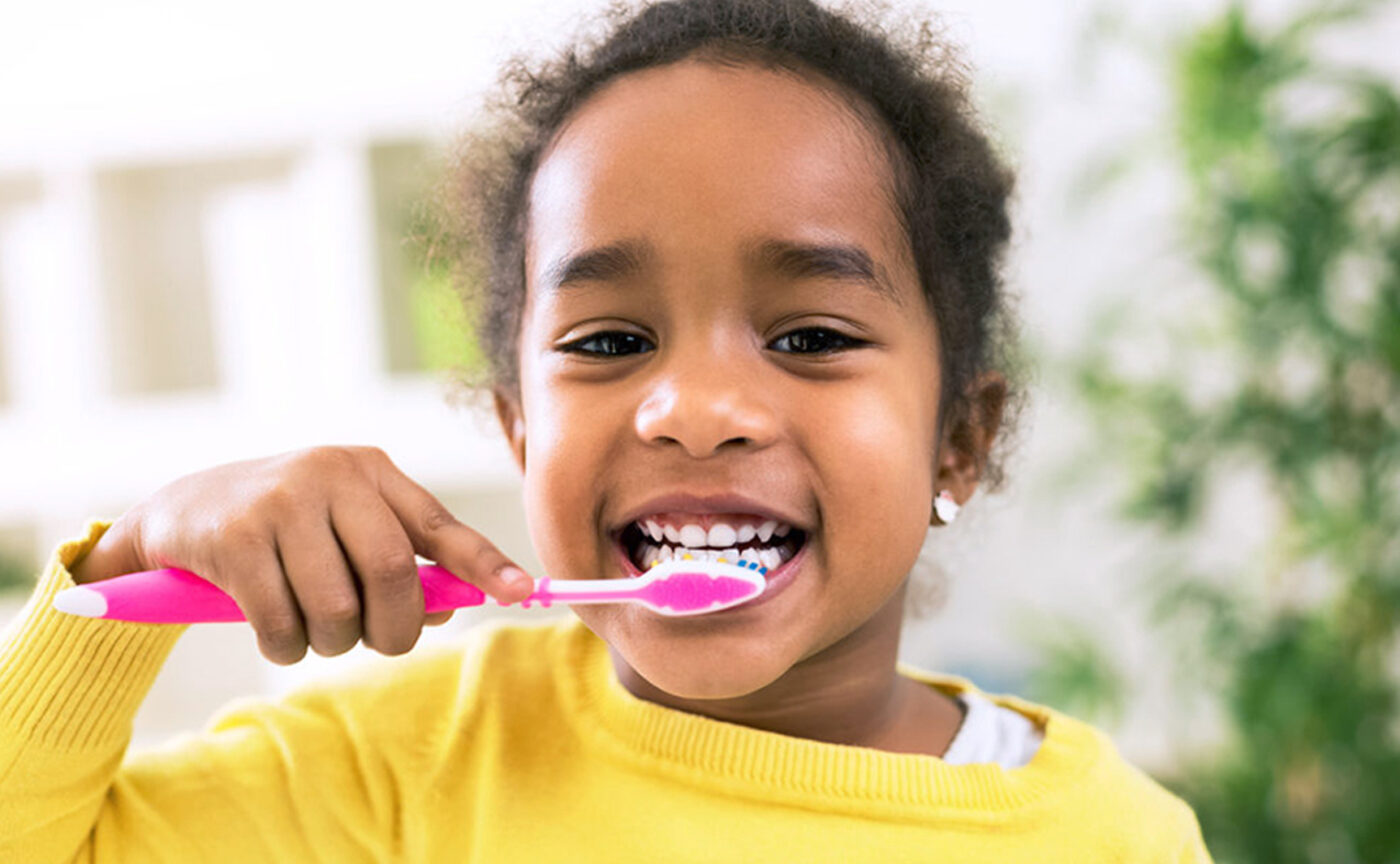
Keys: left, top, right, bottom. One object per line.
{"left": 631, "top": 516, "right": 801, "bottom": 571}
{"left": 679, "top": 524, "right": 708, "bottom": 548}
{"left": 632, "top": 538, "right": 789, "bottom": 572}
{"left": 707, "top": 524, "right": 737, "bottom": 546}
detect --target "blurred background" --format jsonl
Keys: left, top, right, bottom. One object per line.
{"left": 2, "top": 0, "right": 1397, "bottom": 859}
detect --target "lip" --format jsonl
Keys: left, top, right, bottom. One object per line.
{"left": 611, "top": 491, "right": 807, "bottom": 536}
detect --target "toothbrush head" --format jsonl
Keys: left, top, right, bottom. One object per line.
{"left": 632, "top": 556, "right": 767, "bottom": 616}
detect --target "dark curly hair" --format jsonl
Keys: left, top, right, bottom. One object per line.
{"left": 434, "top": 0, "right": 1030, "bottom": 497}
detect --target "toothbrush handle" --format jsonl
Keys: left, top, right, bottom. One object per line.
{"left": 53, "top": 566, "right": 648, "bottom": 624}
{"left": 417, "top": 565, "right": 490, "bottom": 614}
{"left": 59, "top": 565, "right": 496, "bottom": 624}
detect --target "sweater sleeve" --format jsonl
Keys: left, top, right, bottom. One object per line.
{"left": 1175, "top": 803, "right": 1215, "bottom": 863}
{"left": 0, "top": 519, "right": 190, "bottom": 862}
{"left": 0, "top": 521, "right": 414, "bottom": 863}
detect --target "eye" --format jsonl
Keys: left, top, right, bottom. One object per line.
{"left": 558, "top": 331, "right": 655, "bottom": 357}
{"left": 770, "top": 327, "right": 865, "bottom": 355}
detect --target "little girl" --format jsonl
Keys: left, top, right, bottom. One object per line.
{"left": 1, "top": 0, "right": 1213, "bottom": 860}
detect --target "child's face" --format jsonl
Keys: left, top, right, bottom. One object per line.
{"left": 498, "top": 58, "right": 944, "bottom": 699}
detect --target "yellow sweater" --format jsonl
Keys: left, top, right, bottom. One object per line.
{"left": 1, "top": 520, "right": 1213, "bottom": 862}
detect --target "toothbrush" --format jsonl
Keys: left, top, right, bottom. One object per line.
{"left": 51, "top": 556, "right": 769, "bottom": 624}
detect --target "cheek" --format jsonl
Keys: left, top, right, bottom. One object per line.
{"left": 818, "top": 366, "right": 937, "bottom": 558}
{"left": 517, "top": 359, "right": 594, "bottom": 568}
{"left": 517, "top": 364, "right": 628, "bottom": 578}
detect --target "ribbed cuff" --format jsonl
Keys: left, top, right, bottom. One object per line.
{"left": 0, "top": 519, "right": 189, "bottom": 751}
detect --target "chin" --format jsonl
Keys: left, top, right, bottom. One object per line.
{"left": 636, "top": 667, "right": 784, "bottom": 702}
{"left": 617, "top": 638, "right": 791, "bottom": 701}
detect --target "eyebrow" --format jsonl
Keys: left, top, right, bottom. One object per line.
{"left": 749, "top": 238, "right": 903, "bottom": 306}
{"left": 539, "top": 237, "right": 903, "bottom": 306}
{"left": 542, "top": 239, "right": 653, "bottom": 295}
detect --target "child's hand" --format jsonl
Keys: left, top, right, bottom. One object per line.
{"left": 68, "top": 446, "right": 535, "bottom": 664}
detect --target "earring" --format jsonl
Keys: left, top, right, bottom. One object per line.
{"left": 933, "top": 490, "right": 961, "bottom": 525}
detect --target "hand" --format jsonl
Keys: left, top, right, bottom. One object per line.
{"left": 68, "top": 446, "right": 534, "bottom": 664}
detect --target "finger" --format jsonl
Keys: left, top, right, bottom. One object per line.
{"left": 424, "top": 610, "right": 454, "bottom": 627}
{"left": 214, "top": 536, "right": 309, "bottom": 666}
{"left": 275, "top": 513, "right": 364, "bottom": 658}
{"left": 329, "top": 490, "right": 426, "bottom": 657}
{"left": 371, "top": 456, "right": 534, "bottom": 605}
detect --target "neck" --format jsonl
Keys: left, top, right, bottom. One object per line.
{"left": 609, "top": 580, "right": 936, "bottom": 750}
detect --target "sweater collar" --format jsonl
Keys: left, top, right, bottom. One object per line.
{"left": 555, "top": 617, "right": 1106, "bottom": 821}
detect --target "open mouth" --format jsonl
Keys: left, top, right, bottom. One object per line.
{"left": 618, "top": 520, "right": 808, "bottom": 574}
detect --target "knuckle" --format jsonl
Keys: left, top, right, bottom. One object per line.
{"left": 368, "top": 545, "right": 418, "bottom": 583}
{"left": 257, "top": 614, "right": 305, "bottom": 656}
{"left": 371, "top": 631, "right": 419, "bottom": 657}
{"left": 348, "top": 445, "right": 390, "bottom": 467}
{"left": 419, "top": 500, "right": 458, "bottom": 535}
{"left": 303, "top": 445, "right": 362, "bottom": 476}
{"left": 461, "top": 533, "right": 499, "bottom": 568}
{"left": 261, "top": 481, "right": 300, "bottom": 513}
{"left": 266, "top": 643, "right": 308, "bottom": 666}
{"left": 217, "top": 521, "right": 270, "bottom": 556}
{"left": 317, "top": 591, "right": 362, "bottom": 625}
{"left": 310, "top": 632, "right": 358, "bottom": 657}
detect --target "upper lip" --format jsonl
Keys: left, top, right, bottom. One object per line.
{"left": 611, "top": 492, "right": 808, "bottom": 536}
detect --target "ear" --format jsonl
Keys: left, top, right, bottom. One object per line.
{"left": 492, "top": 386, "right": 527, "bottom": 474}
{"left": 933, "top": 371, "right": 1008, "bottom": 515}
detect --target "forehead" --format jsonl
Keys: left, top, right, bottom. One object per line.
{"left": 525, "top": 58, "right": 912, "bottom": 293}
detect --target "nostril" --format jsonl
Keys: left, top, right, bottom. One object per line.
{"left": 635, "top": 386, "right": 779, "bottom": 457}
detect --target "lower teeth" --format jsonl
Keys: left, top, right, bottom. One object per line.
{"left": 633, "top": 543, "right": 791, "bottom": 572}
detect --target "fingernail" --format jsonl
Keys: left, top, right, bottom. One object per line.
{"left": 500, "top": 566, "right": 532, "bottom": 593}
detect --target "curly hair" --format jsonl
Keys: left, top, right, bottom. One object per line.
{"left": 434, "top": 0, "right": 1030, "bottom": 496}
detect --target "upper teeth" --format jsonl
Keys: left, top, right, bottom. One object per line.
{"left": 639, "top": 518, "right": 791, "bottom": 547}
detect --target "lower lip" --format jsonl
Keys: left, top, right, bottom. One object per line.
{"left": 613, "top": 536, "right": 808, "bottom": 612}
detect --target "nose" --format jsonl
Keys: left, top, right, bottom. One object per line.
{"left": 633, "top": 344, "right": 779, "bottom": 458}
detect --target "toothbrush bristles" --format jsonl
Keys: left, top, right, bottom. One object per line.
{"left": 641, "top": 556, "right": 768, "bottom": 576}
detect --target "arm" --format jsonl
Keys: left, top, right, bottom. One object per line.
{"left": 0, "top": 520, "right": 187, "bottom": 861}
{"left": 1175, "top": 807, "right": 1215, "bottom": 864}
{"left": 0, "top": 521, "right": 408, "bottom": 863}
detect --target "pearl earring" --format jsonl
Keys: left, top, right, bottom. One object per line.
{"left": 933, "top": 490, "right": 961, "bottom": 525}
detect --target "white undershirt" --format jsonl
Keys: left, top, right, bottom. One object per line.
{"left": 940, "top": 690, "right": 1045, "bottom": 769}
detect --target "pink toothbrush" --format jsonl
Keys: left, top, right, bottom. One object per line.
{"left": 51, "top": 556, "right": 769, "bottom": 623}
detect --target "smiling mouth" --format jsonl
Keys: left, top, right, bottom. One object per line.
{"left": 618, "top": 522, "right": 808, "bottom": 573}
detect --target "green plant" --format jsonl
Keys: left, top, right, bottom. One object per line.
{"left": 408, "top": 261, "right": 485, "bottom": 374}
{"left": 0, "top": 548, "right": 37, "bottom": 595}
{"left": 1026, "top": 1, "right": 1400, "bottom": 860}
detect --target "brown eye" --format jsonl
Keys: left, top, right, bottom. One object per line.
{"left": 559, "top": 331, "right": 654, "bottom": 357}
{"left": 771, "top": 327, "right": 863, "bottom": 355}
